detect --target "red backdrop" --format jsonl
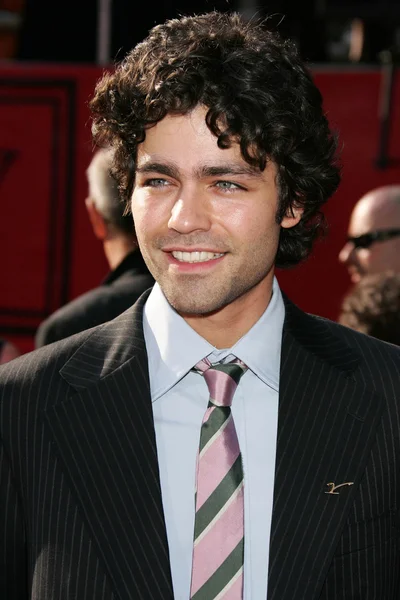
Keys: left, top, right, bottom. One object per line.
{"left": 1, "top": 64, "right": 400, "bottom": 354}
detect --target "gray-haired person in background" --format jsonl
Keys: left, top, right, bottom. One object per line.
{"left": 35, "top": 147, "right": 154, "bottom": 346}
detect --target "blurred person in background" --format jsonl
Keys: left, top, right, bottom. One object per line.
{"left": 35, "top": 147, "right": 154, "bottom": 347}
{"left": 338, "top": 271, "right": 400, "bottom": 345}
{"left": 0, "top": 337, "right": 20, "bottom": 364}
{"left": 339, "top": 184, "right": 400, "bottom": 283}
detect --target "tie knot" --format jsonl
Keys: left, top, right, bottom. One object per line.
{"left": 194, "top": 357, "right": 248, "bottom": 407}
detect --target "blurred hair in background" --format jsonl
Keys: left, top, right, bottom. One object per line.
{"left": 338, "top": 271, "right": 400, "bottom": 345}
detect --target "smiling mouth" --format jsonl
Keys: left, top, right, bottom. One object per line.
{"left": 171, "top": 251, "right": 225, "bottom": 263}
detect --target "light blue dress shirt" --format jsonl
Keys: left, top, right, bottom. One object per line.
{"left": 143, "top": 277, "right": 285, "bottom": 599}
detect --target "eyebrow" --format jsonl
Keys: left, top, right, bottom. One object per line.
{"left": 135, "top": 160, "right": 264, "bottom": 180}
{"left": 136, "top": 162, "right": 180, "bottom": 179}
{"left": 199, "top": 164, "right": 263, "bottom": 178}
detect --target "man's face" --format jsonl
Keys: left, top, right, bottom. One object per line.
{"left": 131, "top": 106, "right": 300, "bottom": 320}
{"left": 339, "top": 195, "right": 400, "bottom": 283}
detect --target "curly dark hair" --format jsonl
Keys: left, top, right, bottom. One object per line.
{"left": 338, "top": 272, "right": 400, "bottom": 345}
{"left": 90, "top": 11, "right": 341, "bottom": 268}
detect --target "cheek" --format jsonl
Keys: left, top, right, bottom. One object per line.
{"left": 365, "top": 248, "right": 385, "bottom": 269}
{"left": 249, "top": 213, "right": 280, "bottom": 247}
{"left": 131, "top": 203, "right": 152, "bottom": 248}
{"left": 368, "top": 246, "right": 390, "bottom": 269}
{"left": 131, "top": 196, "right": 164, "bottom": 234}
{"left": 222, "top": 205, "right": 278, "bottom": 239}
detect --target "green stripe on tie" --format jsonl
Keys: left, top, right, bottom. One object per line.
{"left": 199, "top": 405, "right": 230, "bottom": 453}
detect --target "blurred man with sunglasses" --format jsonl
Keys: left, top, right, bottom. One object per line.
{"left": 339, "top": 185, "right": 400, "bottom": 283}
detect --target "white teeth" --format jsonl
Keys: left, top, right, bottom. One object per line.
{"left": 172, "top": 251, "right": 224, "bottom": 263}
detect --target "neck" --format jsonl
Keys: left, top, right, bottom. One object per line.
{"left": 103, "top": 236, "right": 136, "bottom": 271}
{"left": 183, "top": 282, "right": 273, "bottom": 348}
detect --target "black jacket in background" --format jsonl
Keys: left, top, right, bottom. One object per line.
{"left": 35, "top": 250, "right": 154, "bottom": 347}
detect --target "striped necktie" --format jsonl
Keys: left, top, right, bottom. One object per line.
{"left": 190, "top": 356, "right": 248, "bottom": 600}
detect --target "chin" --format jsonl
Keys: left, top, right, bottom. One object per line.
{"left": 168, "top": 298, "right": 222, "bottom": 317}
{"left": 164, "top": 288, "right": 230, "bottom": 317}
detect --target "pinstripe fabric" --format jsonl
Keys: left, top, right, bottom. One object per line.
{"left": 267, "top": 298, "right": 400, "bottom": 600}
{"left": 0, "top": 290, "right": 173, "bottom": 600}
{"left": 1, "top": 290, "right": 400, "bottom": 599}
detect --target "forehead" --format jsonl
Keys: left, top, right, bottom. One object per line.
{"left": 135, "top": 106, "right": 279, "bottom": 183}
{"left": 349, "top": 195, "right": 400, "bottom": 235}
{"left": 136, "top": 107, "right": 241, "bottom": 165}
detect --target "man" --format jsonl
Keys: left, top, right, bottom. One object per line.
{"left": 1, "top": 11, "right": 399, "bottom": 600}
{"left": 35, "top": 147, "right": 154, "bottom": 346}
{"left": 338, "top": 271, "right": 400, "bottom": 345}
{"left": 339, "top": 184, "right": 400, "bottom": 283}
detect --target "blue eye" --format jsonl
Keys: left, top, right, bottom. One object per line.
{"left": 145, "top": 178, "right": 168, "bottom": 187}
{"left": 215, "top": 181, "right": 243, "bottom": 190}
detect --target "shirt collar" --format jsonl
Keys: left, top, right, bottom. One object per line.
{"left": 143, "top": 278, "right": 285, "bottom": 401}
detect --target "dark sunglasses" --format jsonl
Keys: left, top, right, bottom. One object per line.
{"left": 348, "top": 228, "right": 400, "bottom": 249}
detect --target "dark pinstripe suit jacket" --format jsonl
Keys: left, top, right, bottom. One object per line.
{"left": 1, "top": 290, "right": 400, "bottom": 600}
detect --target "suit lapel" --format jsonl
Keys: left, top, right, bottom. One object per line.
{"left": 45, "top": 292, "right": 174, "bottom": 600}
{"left": 267, "top": 297, "right": 385, "bottom": 600}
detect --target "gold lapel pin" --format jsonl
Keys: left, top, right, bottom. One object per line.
{"left": 325, "top": 482, "right": 354, "bottom": 495}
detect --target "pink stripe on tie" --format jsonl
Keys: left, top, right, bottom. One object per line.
{"left": 196, "top": 417, "right": 240, "bottom": 510}
{"left": 203, "top": 368, "right": 238, "bottom": 406}
{"left": 190, "top": 486, "right": 244, "bottom": 596}
{"left": 219, "top": 570, "right": 243, "bottom": 599}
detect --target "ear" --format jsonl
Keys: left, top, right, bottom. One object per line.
{"left": 85, "top": 198, "right": 108, "bottom": 240}
{"left": 280, "top": 205, "right": 303, "bottom": 229}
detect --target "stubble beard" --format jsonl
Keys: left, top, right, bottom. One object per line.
{"left": 157, "top": 261, "right": 273, "bottom": 317}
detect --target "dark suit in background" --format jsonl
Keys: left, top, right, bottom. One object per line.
{"left": 35, "top": 250, "right": 154, "bottom": 346}
{"left": 1, "top": 291, "right": 400, "bottom": 599}
{"left": 35, "top": 146, "right": 154, "bottom": 347}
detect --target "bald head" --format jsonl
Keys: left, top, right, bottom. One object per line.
{"left": 351, "top": 186, "right": 400, "bottom": 231}
{"left": 339, "top": 185, "right": 400, "bottom": 283}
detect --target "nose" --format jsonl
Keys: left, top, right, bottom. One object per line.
{"left": 339, "top": 241, "right": 355, "bottom": 265}
{"left": 168, "top": 188, "right": 211, "bottom": 234}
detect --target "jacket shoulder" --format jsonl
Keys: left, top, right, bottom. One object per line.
{"left": 0, "top": 326, "right": 99, "bottom": 393}
{"left": 283, "top": 294, "right": 400, "bottom": 381}
{"left": 35, "top": 277, "right": 154, "bottom": 347}
{"left": 314, "top": 313, "right": 400, "bottom": 355}
{"left": 308, "top": 312, "right": 400, "bottom": 380}
{"left": 0, "top": 291, "right": 148, "bottom": 399}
